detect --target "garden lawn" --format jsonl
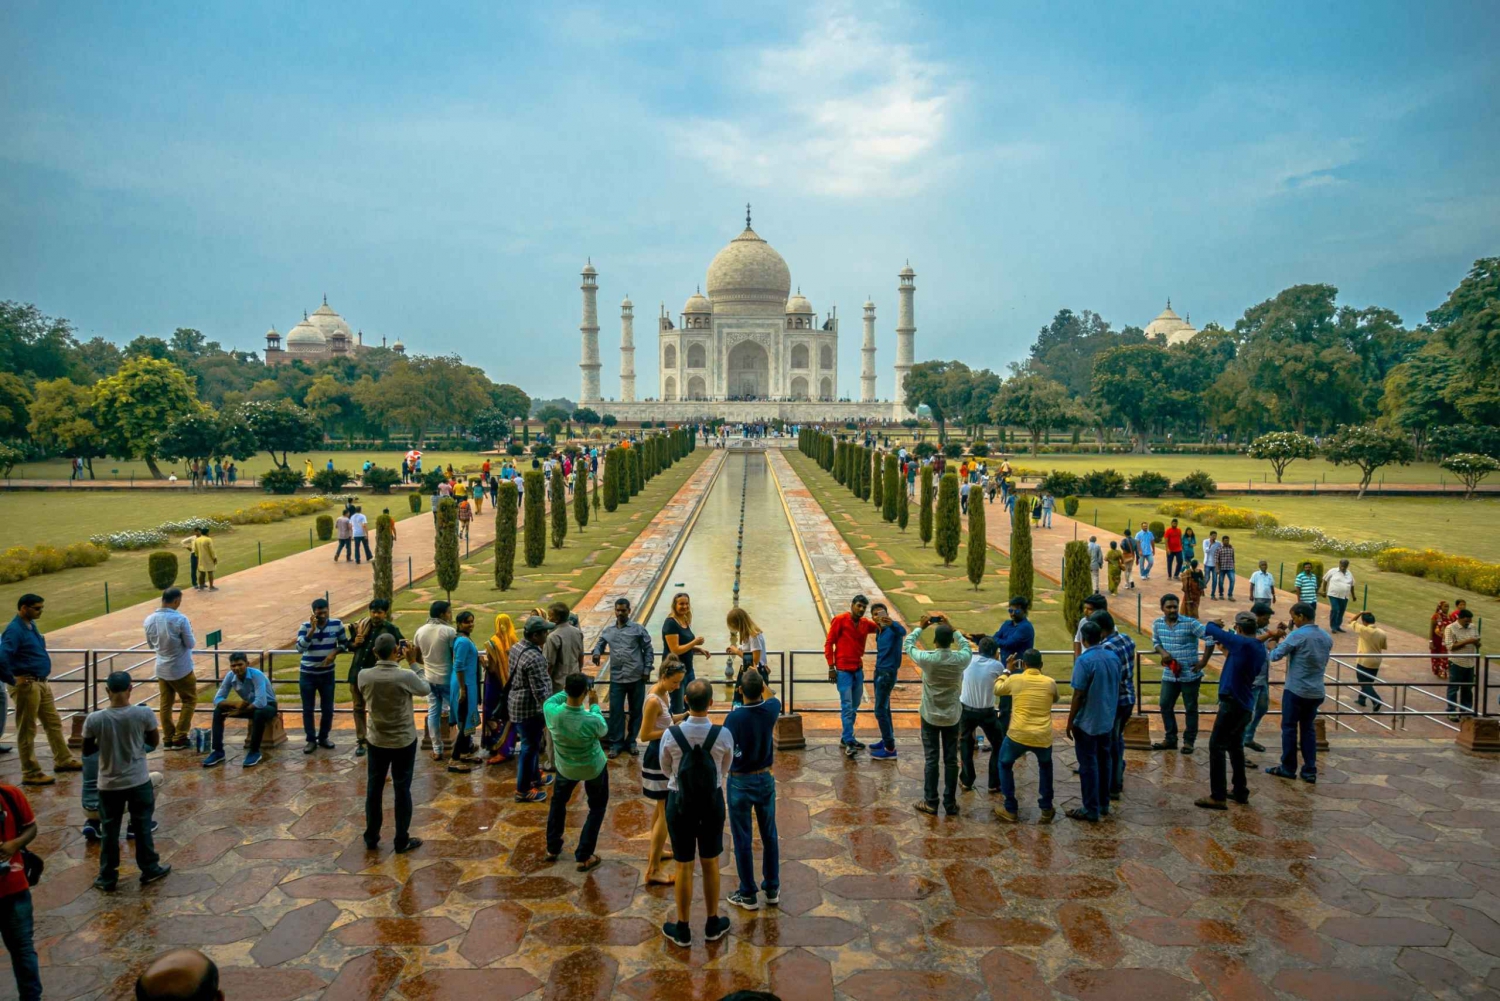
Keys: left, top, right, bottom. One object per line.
{"left": 1077, "top": 495, "right": 1500, "bottom": 639}
{"left": 4, "top": 490, "right": 423, "bottom": 633}
{"left": 785, "top": 449, "right": 1156, "bottom": 697}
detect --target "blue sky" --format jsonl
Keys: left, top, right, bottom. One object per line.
{"left": 3, "top": 0, "right": 1497, "bottom": 401}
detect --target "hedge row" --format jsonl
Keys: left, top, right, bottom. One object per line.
{"left": 1375, "top": 547, "right": 1500, "bottom": 597}
{"left": 0, "top": 542, "right": 110, "bottom": 584}
{"left": 1156, "top": 501, "right": 1276, "bottom": 530}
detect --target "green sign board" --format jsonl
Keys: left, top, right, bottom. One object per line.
{"left": 206, "top": 630, "right": 222, "bottom": 648}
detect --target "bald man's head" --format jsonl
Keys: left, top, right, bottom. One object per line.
{"left": 135, "top": 949, "right": 221, "bottom": 1001}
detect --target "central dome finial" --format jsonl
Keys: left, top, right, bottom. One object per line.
{"left": 746, "top": 203, "right": 751, "bottom": 230}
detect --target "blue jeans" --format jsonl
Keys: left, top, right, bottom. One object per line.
{"left": 82, "top": 751, "right": 99, "bottom": 819}
{"left": 451, "top": 665, "right": 479, "bottom": 734}
{"left": 872, "top": 669, "right": 897, "bottom": 750}
{"left": 1205, "top": 565, "right": 1218, "bottom": 595}
{"left": 999, "top": 737, "right": 1053, "bottom": 815}
{"left": 1075, "top": 729, "right": 1111, "bottom": 818}
{"left": 607, "top": 679, "right": 646, "bottom": 753}
{"left": 1243, "top": 683, "right": 1270, "bottom": 745}
{"left": 727, "top": 772, "right": 779, "bottom": 897}
{"left": 1280, "top": 692, "right": 1323, "bottom": 779}
{"left": 1159, "top": 677, "right": 1201, "bottom": 745}
{"left": 1110, "top": 703, "right": 1132, "bottom": 794}
{"left": 1042, "top": 509, "right": 1052, "bottom": 527}
{"left": 836, "top": 668, "right": 864, "bottom": 744}
{"left": 299, "top": 671, "right": 335, "bottom": 743}
{"left": 1138, "top": 551, "right": 1155, "bottom": 577}
{"left": 516, "top": 716, "right": 545, "bottom": 794}
{"left": 0, "top": 889, "right": 40, "bottom": 1001}
{"left": 426, "top": 682, "right": 453, "bottom": 753}
{"left": 1328, "top": 596, "right": 1348, "bottom": 632}
{"left": 1220, "top": 570, "right": 1237, "bottom": 599}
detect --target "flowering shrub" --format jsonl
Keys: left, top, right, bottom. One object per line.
{"left": 1156, "top": 501, "right": 1276, "bottom": 529}
{"left": 157, "top": 517, "right": 231, "bottom": 534}
{"left": 91, "top": 529, "right": 169, "bottom": 550}
{"left": 0, "top": 542, "right": 109, "bottom": 583}
{"left": 1375, "top": 547, "right": 1500, "bottom": 596}
{"left": 1253, "top": 523, "right": 1392, "bottom": 557}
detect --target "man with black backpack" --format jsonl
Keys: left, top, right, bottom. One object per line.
{"left": 658, "top": 678, "right": 735, "bottom": 948}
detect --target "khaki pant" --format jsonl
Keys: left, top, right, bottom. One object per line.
{"left": 350, "top": 678, "right": 367, "bottom": 744}
{"left": 9, "top": 676, "right": 78, "bottom": 780}
{"left": 158, "top": 676, "right": 199, "bottom": 744}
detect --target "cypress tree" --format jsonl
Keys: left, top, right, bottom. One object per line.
{"left": 871, "top": 450, "right": 884, "bottom": 510}
{"left": 1062, "top": 539, "right": 1091, "bottom": 635}
{"left": 574, "top": 460, "right": 589, "bottom": 531}
{"left": 523, "top": 469, "right": 545, "bottom": 567}
{"left": 935, "top": 472, "right": 961, "bottom": 566}
{"left": 919, "top": 464, "right": 934, "bottom": 546}
{"left": 435, "top": 497, "right": 460, "bottom": 598}
{"left": 1009, "top": 495, "right": 1034, "bottom": 603}
{"left": 834, "top": 442, "right": 846, "bottom": 485}
{"left": 631, "top": 446, "right": 643, "bottom": 496}
{"left": 897, "top": 472, "right": 910, "bottom": 530}
{"left": 550, "top": 461, "right": 567, "bottom": 549}
{"left": 373, "top": 512, "right": 394, "bottom": 602}
{"left": 602, "top": 448, "right": 620, "bottom": 513}
{"left": 591, "top": 472, "right": 601, "bottom": 515}
{"left": 966, "top": 483, "right": 987, "bottom": 589}
{"left": 883, "top": 454, "right": 899, "bottom": 523}
{"left": 823, "top": 434, "right": 833, "bottom": 470}
{"left": 862, "top": 448, "right": 874, "bottom": 501}
{"left": 495, "top": 481, "right": 517, "bottom": 589}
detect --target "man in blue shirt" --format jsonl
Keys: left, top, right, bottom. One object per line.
{"left": 202, "top": 652, "right": 278, "bottom": 769}
{"left": 723, "top": 670, "right": 782, "bottom": 911}
{"left": 1197, "top": 613, "right": 1266, "bottom": 809}
{"left": 1265, "top": 602, "right": 1332, "bottom": 783}
{"left": 1133, "top": 522, "right": 1156, "bottom": 580}
{"left": 1243, "top": 602, "right": 1285, "bottom": 752}
{"left": 991, "top": 595, "right": 1036, "bottom": 739}
{"left": 2, "top": 594, "right": 82, "bottom": 784}
{"left": 295, "top": 598, "right": 345, "bottom": 755}
{"left": 446, "top": 611, "right": 483, "bottom": 773}
{"left": 1090, "top": 610, "right": 1135, "bottom": 798}
{"left": 1150, "top": 595, "right": 1213, "bottom": 754}
{"left": 868, "top": 603, "right": 906, "bottom": 760}
{"left": 1066, "top": 620, "right": 1121, "bottom": 823}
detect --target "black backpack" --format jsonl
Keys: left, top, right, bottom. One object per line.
{"left": 669, "top": 724, "right": 723, "bottom": 813}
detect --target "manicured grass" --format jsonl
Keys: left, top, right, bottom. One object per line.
{"left": 9, "top": 450, "right": 494, "bottom": 482}
{"left": 785, "top": 450, "right": 1151, "bottom": 694}
{"left": 1077, "top": 495, "right": 1500, "bottom": 639}
{"left": 5, "top": 491, "right": 422, "bottom": 633}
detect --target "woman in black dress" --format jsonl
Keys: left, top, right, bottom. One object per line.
{"left": 661, "top": 592, "right": 706, "bottom": 715}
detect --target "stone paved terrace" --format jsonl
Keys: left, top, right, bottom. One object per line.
{"left": 7, "top": 729, "right": 1500, "bottom": 1000}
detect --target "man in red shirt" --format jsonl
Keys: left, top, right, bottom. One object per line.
{"left": 824, "top": 594, "right": 879, "bottom": 757}
{"left": 0, "top": 783, "right": 40, "bottom": 1000}
{"left": 1164, "top": 519, "right": 1185, "bottom": 580}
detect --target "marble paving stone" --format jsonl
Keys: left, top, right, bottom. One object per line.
{"left": 978, "top": 948, "right": 1053, "bottom": 1001}
{"left": 1125, "top": 917, "right": 1245, "bottom": 947}
{"left": 1428, "top": 901, "right": 1500, "bottom": 956}
{"left": 1360, "top": 874, "right": 1475, "bottom": 899}
{"left": 1058, "top": 902, "right": 1125, "bottom": 966}
{"left": 455, "top": 875, "right": 574, "bottom": 899}
{"left": 1167, "top": 828, "right": 1237, "bottom": 871}
{"left": 541, "top": 947, "right": 617, "bottom": 1001}
{"left": 932, "top": 916, "right": 1056, "bottom": 947}
{"left": 769, "top": 948, "right": 835, "bottom": 1001}
{"left": 943, "top": 860, "right": 1005, "bottom": 914}
{"left": 530, "top": 915, "right": 657, "bottom": 946}
{"left": 1326, "top": 829, "right": 1410, "bottom": 873}
{"left": 1115, "top": 861, "right": 1195, "bottom": 917}
{"left": 397, "top": 968, "right": 541, "bottom": 1001}
{"left": 1241, "top": 900, "right": 1335, "bottom": 964}
{"left": 1395, "top": 949, "right": 1486, "bottom": 996}
{"left": 824, "top": 873, "right": 938, "bottom": 900}
{"left": 1456, "top": 862, "right": 1500, "bottom": 897}
{"left": 740, "top": 915, "right": 863, "bottom": 947}
{"left": 850, "top": 826, "right": 901, "bottom": 872}
{"left": 1054, "top": 968, "right": 1202, "bottom": 1001}
{"left": 1181, "top": 873, "right": 1298, "bottom": 898}
{"left": 1007, "top": 874, "right": 1117, "bottom": 899}
{"left": 838, "top": 970, "right": 984, "bottom": 1001}
{"left": 866, "top": 901, "right": 927, "bottom": 959}
{"left": 616, "top": 969, "right": 760, "bottom": 1001}
{"left": 397, "top": 860, "right": 463, "bottom": 915}
{"left": 1186, "top": 950, "right": 1277, "bottom": 1001}
{"left": 149, "top": 915, "right": 264, "bottom": 946}
{"left": 218, "top": 968, "right": 326, "bottom": 1001}
{"left": 168, "top": 827, "right": 243, "bottom": 868}
{"left": 769, "top": 859, "right": 823, "bottom": 917}
{"left": 780, "top": 837, "right": 846, "bottom": 860}
{"left": 234, "top": 837, "right": 342, "bottom": 859}
{"left": 459, "top": 902, "right": 530, "bottom": 967}
{"left": 1270, "top": 968, "right": 1411, "bottom": 1001}
{"left": 320, "top": 948, "right": 405, "bottom": 1001}
{"left": 1290, "top": 862, "right": 1378, "bottom": 915}
{"left": 278, "top": 873, "right": 399, "bottom": 900}
{"left": 333, "top": 915, "right": 465, "bottom": 946}
{"left": 575, "top": 860, "right": 639, "bottom": 915}
{"left": 251, "top": 899, "right": 339, "bottom": 966}
{"left": 1318, "top": 916, "right": 1451, "bottom": 947}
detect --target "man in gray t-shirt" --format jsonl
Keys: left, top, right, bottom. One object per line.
{"left": 83, "top": 671, "right": 170, "bottom": 891}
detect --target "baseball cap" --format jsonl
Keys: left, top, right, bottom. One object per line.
{"left": 523, "top": 615, "right": 554, "bottom": 636}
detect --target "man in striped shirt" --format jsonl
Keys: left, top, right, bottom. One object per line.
{"left": 295, "top": 598, "right": 345, "bottom": 755}
{"left": 1293, "top": 562, "right": 1319, "bottom": 608}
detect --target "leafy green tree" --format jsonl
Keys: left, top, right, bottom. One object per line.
{"left": 1009, "top": 495, "right": 1034, "bottom": 603}
{"left": 435, "top": 498, "right": 460, "bottom": 599}
{"left": 572, "top": 407, "right": 601, "bottom": 426}
{"left": 919, "top": 464, "right": 934, "bottom": 546}
{"left": 373, "top": 513, "right": 395, "bottom": 602}
{"left": 92, "top": 356, "right": 201, "bottom": 478}
{"left": 468, "top": 409, "right": 516, "bottom": 448}
{"left": 1429, "top": 424, "right": 1500, "bottom": 461}
{"left": 903, "top": 360, "right": 975, "bottom": 443}
{"left": 523, "top": 469, "right": 546, "bottom": 566}
{"left": 1024, "top": 307, "right": 1131, "bottom": 400}
{"left": 601, "top": 413, "right": 618, "bottom": 428}
{"left": 27, "top": 378, "right": 106, "bottom": 477}
{"left": 1425, "top": 258, "right": 1500, "bottom": 423}
{"left": 1441, "top": 453, "right": 1500, "bottom": 500}
{"left": 0, "top": 373, "right": 33, "bottom": 439}
{"left": 935, "top": 472, "right": 961, "bottom": 566}
{"left": 495, "top": 481, "right": 518, "bottom": 589}
{"left": 966, "top": 483, "right": 986, "bottom": 589}
{"left": 237, "top": 399, "right": 323, "bottom": 469}
{"left": 550, "top": 461, "right": 568, "bottom": 549}
{"left": 882, "top": 453, "right": 899, "bottom": 522}
{"left": 489, "top": 383, "right": 531, "bottom": 421}
{"left": 574, "top": 460, "right": 589, "bottom": 531}
{"left": 1324, "top": 423, "right": 1415, "bottom": 499}
{"left": 1248, "top": 431, "right": 1319, "bottom": 483}
{"left": 0, "top": 300, "right": 84, "bottom": 381}
{"left": 156, "top": 411, "right": 227, "bottom": 471}
{"left": 1062, "top": 539, "right": 1091, "bottom": 634}
{"left": 1090, "top": 344, "right": 1174, "bottom": 453}
{"left": 1380, "top": 351, "right": 1461, "bottom": 457}
{"left": 991, "top": 373, "right": 1085, "bottom": 455}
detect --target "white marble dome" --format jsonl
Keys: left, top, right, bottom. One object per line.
{"left": 683, "top": 290, "right": 712, "bottom": 314}
{"left": 706, "top": 225, "right": 792, "bottom": 307}
{"left": 285, "top": 316, "right": 324, "bottom": 350}
{"left": 786, "top": 290, "right": 814, "bottom": 314}
{"left": 308, "top": 300, "right": 354, "bottom": 343}
{"left": 1144, "top": 301, "right": 1199, "bottom": 346}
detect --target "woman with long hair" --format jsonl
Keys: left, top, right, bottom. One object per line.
{"left": 640, "top": 656, "right": 687, "bottom": 886}
{"left": 1430, "top": 600, "right": 1451, "bottom": 679}
{"left": 1181, "top": 527, "right": 1197, "bottom": 567}
{"left": 662, "top": 592, "right": 706, "bottom": 715}
{"left": 726, "top": 607, "right": 769, "bottom": 706}
{"left": 484, "top": 613, "right": 519, "bottom": 764}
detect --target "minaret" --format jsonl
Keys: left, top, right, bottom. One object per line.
{"left": 895, "top": 262, "right": 916, "bottom": 416}
{"left": 860, "top": 297, "right": 877, "bottom": 404}
{"left": 579, "top": 259, "right": 601, "bottom": 403}
{"left": 619, "top": 295, "right": 636, "bottom": 403}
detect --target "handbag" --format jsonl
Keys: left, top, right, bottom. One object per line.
{"left": 0, "top": 788, "right": 43, "bottom": 887}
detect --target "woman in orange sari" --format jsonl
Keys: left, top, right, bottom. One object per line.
{"left": 484, "top": 613, "right": 519, "bottom": 763}
{"left": 1429, "top": 601, "right": 1450, "bottom": 679}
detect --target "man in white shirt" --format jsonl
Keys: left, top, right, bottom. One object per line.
{"left": 957, "top": 638, "right": 1007, "bottom": 793}
{"left": 1249, "top": 561, "right": 1276, "bottom": 607}
{"left": 1443, "top": 609, "right": 1481, "bottom": 718}
{"left": 143, "top": 588, "right": 197, "bottom": 750}
{"left": 657, "top": 679, "right": 734, "bottom": 950}
{"left": 413, "top": 601, "right": 458, "bottom": 758}
{"left": 349, "top": 506, "right": 372, "bottom": 564}
{"left": 1319, "top": 559, "right": 1355, "bottom": 633}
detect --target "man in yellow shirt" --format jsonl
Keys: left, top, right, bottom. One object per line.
{"left": 992, "top": 649, "right": 1059, "bottom": 824}
{"left": 190, "top": 528, "right": 219, "bottom": 591}
{"left": 1351, "top": 612, "right": 1387, "bottom": 712}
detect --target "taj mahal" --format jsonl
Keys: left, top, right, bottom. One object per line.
{"left": 579, "top": 207, "right": 917, "bottom": 422}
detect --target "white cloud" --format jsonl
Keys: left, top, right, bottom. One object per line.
{"left": 669, "top": 6, "right": 962, "bottom": 197}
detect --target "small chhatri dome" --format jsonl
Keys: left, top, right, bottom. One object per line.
{"left": 786, "top": 288, "right": 813, "bottom": 314}
{"left": 899, "top": 261, "right": 915, "bottom": 277}
{"left": 1144, "top": 300, "right": 1199, "bottom": 346}
{"left": 266, "top": 326, "right": 280, "bottom": 339}
{"left": 863, "top": 296, "right": 875, "bottom": 310}
{"left": 683, "top": 286, "right": 712, "bottom": 314}
{"left": 391, "top": 339, "right": 406, "bottom": 352}
{"left": 621, "top": 294, "right": 633, "bottom": 309}
{"left": 581, "top": 258, "right": 597, "bottom": 276}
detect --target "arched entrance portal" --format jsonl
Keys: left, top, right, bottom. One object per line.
{"left": 727, "top": 340, "right": 769, "bottom": 399}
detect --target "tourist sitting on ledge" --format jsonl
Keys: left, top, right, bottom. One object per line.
{"left": 202, "top": 652, "right": 278, "bottom": 769}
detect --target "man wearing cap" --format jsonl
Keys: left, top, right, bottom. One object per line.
{"left": 83, "top": 672, "right": 170, "bottom": 892}
{"left": 201, "top": 653, "right": 278, "bottom": 769}
{"left": 508, "top": 616, "right": 555, "bottom": 803}
{"left": 1196, "top": 612, "right": 1267, "bottom": 809}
